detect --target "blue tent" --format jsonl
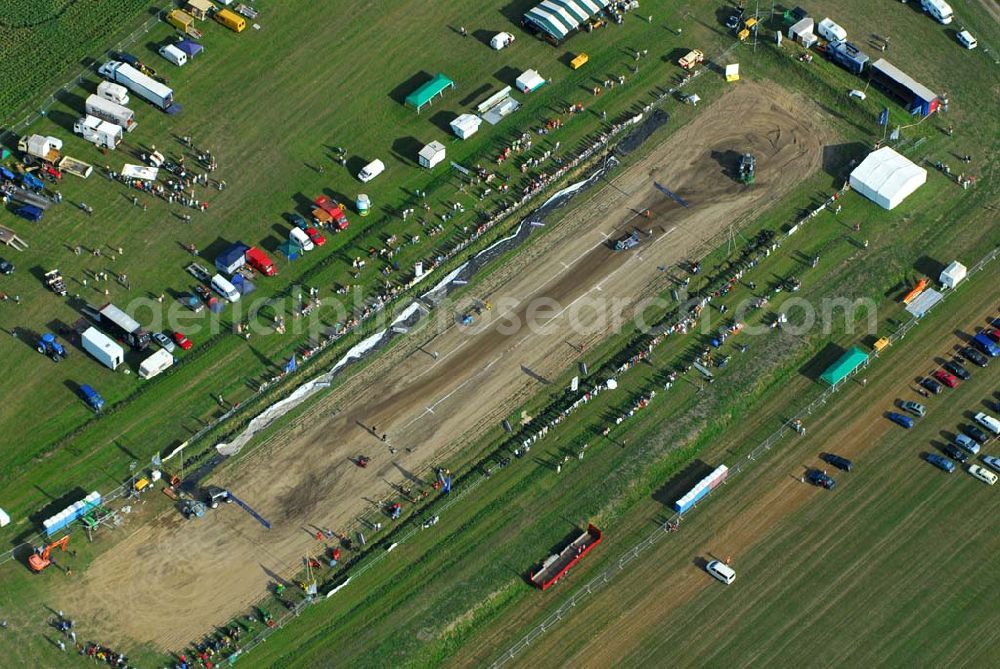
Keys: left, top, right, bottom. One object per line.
{"left": 176, "top": 39, "right": 204, "bottom": 58}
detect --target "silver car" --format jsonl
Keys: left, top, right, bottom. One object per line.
{"left": 152, "top": 331, "right": 176, "bottom": 353}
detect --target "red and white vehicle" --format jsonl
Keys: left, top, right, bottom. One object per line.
{"left": 529, "top": 524, "right": 602, "bottom": 590}
{"left": 313, "top": 195, "right": 349, "bottom": 231}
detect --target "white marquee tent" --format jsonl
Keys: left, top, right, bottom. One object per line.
{"left": 849, "top": 147, "right": 926, "bottom": 210}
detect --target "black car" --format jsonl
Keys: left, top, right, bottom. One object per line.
{"left": 943, "top": 360, "right": 971, "bottom": 380}
{"left": 961, "top": 347, "right": 989, "bottom": 368}
{"left": 962, "top": 424, "right": 990, "bottom": 444}
{"left": 284, "top": 212, "right": 308, "bottom": 229}
{"left": 821, "top": 453, "right": 853, "bottom": 472}
{"left": 920, "top": 377, "right": 943, "bottom": 395}
{"left": 0, "top": 258, "right": 13, "bottom": 275}
{"left": 942, "top": 444, "right": 970, "bottom": 463}
{"left": 806, "top": 469, "right": 836, "bottom": 489}
{"left": 725, "top": 13, "right": 742, "bottom": 30}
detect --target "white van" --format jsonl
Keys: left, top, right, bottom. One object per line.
{"left": 706, "top": 560, "right": 736, "bottom": 585}
{"left": 957, "top": 30, "right": 978, "bottom": 49}
{"left": 921, "top": 0, "right": 953, "bottom": 24}
{"left": 974, "top": 412, "right": 1000, "bottom": 435}
{"left": 358, "top": 159, "right": 385, "bottom": 183}
{"left": 211, "top": 274, "right": 241, "bottom": 302}
{"left": 159, "top": 44, "right": 188, "bottom": 67}
{"left": 289, "top": 227, "right": 314, "bottom": 252}
{"left": 968, "top": 464, "right": 998, "bottom": 486}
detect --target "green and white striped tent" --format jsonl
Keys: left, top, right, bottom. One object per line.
{"left": 523, "top": 0, "right": 610, "bottom": 43}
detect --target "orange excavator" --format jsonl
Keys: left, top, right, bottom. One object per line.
{"left": 28, "top": 535, "right": 70, "bottom": 573}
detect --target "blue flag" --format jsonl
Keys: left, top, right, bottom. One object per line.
{"left": 443, "top": 476, "right": 452, "bottom": 494}
{"left": 878, "top": 108, "right": 889, "bottom": 127}
{"left": 284, "top": 355, "right": 297, "bottom": 373}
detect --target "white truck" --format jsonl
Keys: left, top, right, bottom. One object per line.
{"left": 73, "top": 115, "right": 123, "bottom": 150}
{"left": 921, "top": 0, "right": 953, "bottom": 24}
{"left": 18, "top": 134, "right": 62, "bottom": 163}
{"left": 81, "top": 327, "right": 125, "bottom": 370}
{"left": 97, "top": 81, "right": 129, "bottom": 105}
{"left": 85, "top": 94, "right": 137, "bottom": 132}
{"left": 98, "top": 61, "right": 180, "bottom": 114}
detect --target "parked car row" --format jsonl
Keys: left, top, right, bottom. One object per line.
{"left": 919, "top": 317, "right": 1000, "bottom": 481}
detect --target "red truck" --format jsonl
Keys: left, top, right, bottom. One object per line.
{"left": 313, "top": 195, "right": 349, "bottom": 231}
{"left": 245, "top": 247, "right": 276, "bottom": 276}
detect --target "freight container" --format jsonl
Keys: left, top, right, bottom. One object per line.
{"left": 81, "top": 327, "right": 125, "bottom": 370}
{"left": 98, "top": 61, "right": 181, "bottom": 114}
{"left": 214, "top": 8, "right": 247, "bottom": 32}
{"left": 85, "top": 94, "right": 136, "bottom": 132}
{"left": 84, "top": 303, "right": 151, "bottom": 350}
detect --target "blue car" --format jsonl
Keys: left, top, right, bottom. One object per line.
{"left": 887, "top": 412, "right": 914, "bottom": 429}
{"left": 926, "top": 454, "right": 956, "bottom": 473}
{"left": 79, "top": 384, "right": 105, "bottom": 413}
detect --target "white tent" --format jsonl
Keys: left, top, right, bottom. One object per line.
{"left": 849, "top": 147, "right": 926, "bottom": 210}
{"left": 418, "top": 141, "right": 446, "bottom": 168}
{"left": 450, "top": 114, "right": 481, "bottom": 140}
{"left": 515, "top": 69, "right": 546, "bottom": 93}
{"left": 939, "top": 260, "right": 967, "bottom": 289}
{"left": 0, "top": 507, "right": 9, "bottom": 528}
{"left": 139, "top": 348, "right": 175, "bottom": 379}
{"left": 490, "top": 32, "right": 515, "bottom": 50}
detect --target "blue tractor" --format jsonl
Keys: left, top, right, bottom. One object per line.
{"left": 36, "top": 333, "right": 68, "bottom": 362}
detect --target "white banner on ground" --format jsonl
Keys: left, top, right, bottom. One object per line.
{"left": 216, "top": 302, "right": 424, "bottom": 456}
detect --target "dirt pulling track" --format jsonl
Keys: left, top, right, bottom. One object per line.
{"left": 60, "top": 82, "right": 834, "bottom": 651}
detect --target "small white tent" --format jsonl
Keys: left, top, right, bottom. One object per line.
{"left": 849, "top": 147, "right": 926, "bottom": 210}
{"left": 418, "top": 141, "right": 446, "bottom": 168}
{"left": 450, "top": 114, "right": 481, "bottom": 140}
{"left": 515, "top": 69, "right": 546, "bottom": 93}
{"left": 939, "top": 261, "right": 967, "bottom": 289}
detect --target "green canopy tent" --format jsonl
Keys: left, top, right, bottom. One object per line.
{"left": 819, "top": 346, "right": 869, "bottom": 385}
{"left": 405, "top": 73, "right": 455, "bottom": 112}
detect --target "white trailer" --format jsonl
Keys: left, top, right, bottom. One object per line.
{"left": 817, "top": 18, "right": 847, "bottom": 42}
{"left": 97, "top": 81, "right": 130, "bottom": 105}
{"left": 85, "top": 94, "right": 137, "bottom": 132}
{"left": 73, "top": 115, "right": 123, "bottom": 150}
{"left": 81, "top": 327, "right": 125, "bottom": 370}
{"left": 98, "top": 61, "right": 180, "bottom": 113}
{"left": 139, "top": 348, "right": 175, "bottom": 379}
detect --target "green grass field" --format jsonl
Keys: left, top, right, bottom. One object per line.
{"left": 0, "top": 0, "right": 997, "bottom": 666}
{"left": 0, "top": 0, "right": 697, "bottom": 534}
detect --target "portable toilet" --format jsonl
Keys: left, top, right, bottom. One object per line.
{"left": 356, "top": 193, "right": 371, "bottom": 216}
